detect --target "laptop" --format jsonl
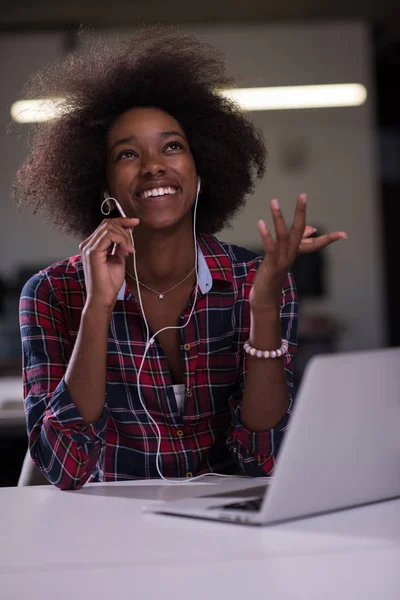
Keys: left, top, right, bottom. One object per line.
{"left": 146, "top": 347, "right": 400, "bottom": 525}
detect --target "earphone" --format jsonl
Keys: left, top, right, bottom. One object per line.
{"left": 100, "top": 178, "right": 252, "bottom": 483}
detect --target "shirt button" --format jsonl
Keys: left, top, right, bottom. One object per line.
{"left": 186, "top": 472, "right": 193, "bottom": 478}
{"left": 187, "top": 389, "right": 193, "bottom": 398}
{"left": 183, "top": 343, "right": 191, "bottom": 351}
{"left": 176, "top": 429, "right": 184, "bottom": 437}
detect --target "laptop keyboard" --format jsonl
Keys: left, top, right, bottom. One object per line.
{"left": 216, "top": 497, "right": 263, "bottom": 512}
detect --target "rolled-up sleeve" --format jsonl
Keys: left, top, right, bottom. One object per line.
{"left": 20, "top": 272, "right": 108, "bottom": 490}
{"left": 226, "top": 272, "right": 298, "bottom": 476}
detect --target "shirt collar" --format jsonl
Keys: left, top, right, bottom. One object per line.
{"left": 117, "top": 240, "right": 217, "bottom": 301}
{"left": 197, "top": 234, "right": 233, "bottom": 285}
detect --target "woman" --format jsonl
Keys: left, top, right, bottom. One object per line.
{"left": 15, "top": 29, "right": 346, "bottom": 489}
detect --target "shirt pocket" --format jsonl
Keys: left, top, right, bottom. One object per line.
{"left": 198, "top": 305, "right": 236, "bottom": 356}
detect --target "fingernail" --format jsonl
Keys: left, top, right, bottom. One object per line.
{"left": 312, "top": 227, "right": 318, "bottom": 233}
{"left": 300, "top": 194, "right": 307, "bottom": 204}
{"left": 271, "top": 199, "right": 280, "bottom": 210}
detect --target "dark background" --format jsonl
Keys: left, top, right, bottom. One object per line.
{"left": 1, "top": 0, "right": 398, "bottom": 346}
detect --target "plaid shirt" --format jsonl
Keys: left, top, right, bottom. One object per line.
{"left": 19, "top": 233, "right": 298, "bottom": 490}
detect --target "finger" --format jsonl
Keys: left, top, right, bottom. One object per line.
{"left": 79, "top": 218, "right": 138, "bottom": 255}
{"left": 85, "top": 228, "right": 134, "bottom": 257}
{"left": 257, "top": 219, "right": 276, "bottom": 254}
{"left": 99, "top": 217, "right": 139, "bottom": 234}
{"left": 79, "top": 225, "right": 106, "bottom": 252}
{"left": 302, "top": 226, "right": 317, "bottom": 239}
{"left": 81, "top": 218, "right": 137, "bottom": 248}
{"left": 105, "top": 228, "right": 135, "bottom": 256}
{"left": 97, "top": 218, "right": 139, "bottom": 247}
{"left": 94, "top": 221, "right": 135, "bottom": 251}
{"left": 298, "top": 231, "right": 348, "bottom": 254}
{"left": 110, "top": 217, "right": 140, "bottom": 230}
{"left": 288, "top": 193, "right": 307, "bottom": 256}
{"left": 270, "top": 200, "right": 289, "bottom": 251}
{"left": 97, "top": 230, "right": 134, "bottom": 257}
{"left": 79, "top": 238, "right": 90, "bottom": 252}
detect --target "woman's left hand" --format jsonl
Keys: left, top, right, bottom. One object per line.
{"left": 249, "top": 193, "right": 347, "bottom": 311}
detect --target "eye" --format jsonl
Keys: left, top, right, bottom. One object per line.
{"left": 164, "top": 140, "right": 184, "bottom": 152}
{"left": 116, "top": 150, "right": 137, "bottom": 161}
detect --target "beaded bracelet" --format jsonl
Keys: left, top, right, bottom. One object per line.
{"left": 243, "top": 339, "right": 289, "bottom": 359}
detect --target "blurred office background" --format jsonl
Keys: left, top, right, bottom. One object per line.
{"left": 0, "top": 1, "right": 399, "bottom": 485}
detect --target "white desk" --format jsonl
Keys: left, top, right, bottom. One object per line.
{"left": 1, "top": 477, "right": 399, "bottom": 600}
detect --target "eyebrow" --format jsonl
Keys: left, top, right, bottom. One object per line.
{"left": 110, "top": 130, "right": 186, "bottom": 152}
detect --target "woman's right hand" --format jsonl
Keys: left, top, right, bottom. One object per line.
{"left": 79, "top": 217, "right": 140, "bottom": 311}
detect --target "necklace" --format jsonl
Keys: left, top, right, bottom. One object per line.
{"left": 126, "top": 266, "right": 196, "bottom": 300}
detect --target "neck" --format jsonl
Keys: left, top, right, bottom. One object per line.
{"left": 126, "top": 222, "right": 197, "bottom": 287}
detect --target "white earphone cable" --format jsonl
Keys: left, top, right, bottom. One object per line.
{"left": 101, "top": 179, "right": 250, "bottom": 483}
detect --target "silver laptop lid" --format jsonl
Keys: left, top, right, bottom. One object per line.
{"left": 262, "top": 347, "right": 400, "bottom": 523}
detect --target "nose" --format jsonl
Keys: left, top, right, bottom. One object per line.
{"left": 139, "top": 151, "right": 166, "bottom": 177}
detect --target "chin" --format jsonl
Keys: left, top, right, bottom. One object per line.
{"left": 140, "top": 217, "right": 183, "bottom": 231}
{"left": 140, "top": 210, "right": 192, "bottom": 231}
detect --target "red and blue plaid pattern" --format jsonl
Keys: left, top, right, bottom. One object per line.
{"left": 19, "top": 234, "right": 298, "bottom": 489}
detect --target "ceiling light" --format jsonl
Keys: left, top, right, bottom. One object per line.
{"left": 10, "top": 98, "right": 68, "bottom": 123}
{"left": 220, "top": 83, "right": 367, "bottom": 111}
{"left": 11, "top": 83, "right": 367, "bottom": 123}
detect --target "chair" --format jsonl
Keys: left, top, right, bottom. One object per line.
{"left": 18, "top": 450, "right": 50, "bottom": 486}
{"left": 0, "top": 376, "right": 49, "bottom": 486}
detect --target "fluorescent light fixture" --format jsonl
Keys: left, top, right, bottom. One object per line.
{"left": 11, "top": 83, "right": 367, "bottom": 122}
{"left": 221, "top": 83, "right": 367, "bottom": 111}
{"left": 10, "top": 98, "right": 68, "bottom": 123}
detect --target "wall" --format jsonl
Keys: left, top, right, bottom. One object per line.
{"left": 0, "top": 22, "right": 386, "bottom": 351}
{"left": 0, "top": 34, "right": 80, "bottom": 276}
{"left": 196, "top": 24, "right": 386, "bottom": 351}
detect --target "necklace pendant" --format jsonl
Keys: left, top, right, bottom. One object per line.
{"left": 158, "top": 294, "right": 164, "bottom": 300}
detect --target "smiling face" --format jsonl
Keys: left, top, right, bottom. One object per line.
{"left": 106, "top": 107, "right": 198, "bottom": 231}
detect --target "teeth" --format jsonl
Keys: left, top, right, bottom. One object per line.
{"left": 141, "top": 187, "right": 177, "bottom": 199}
